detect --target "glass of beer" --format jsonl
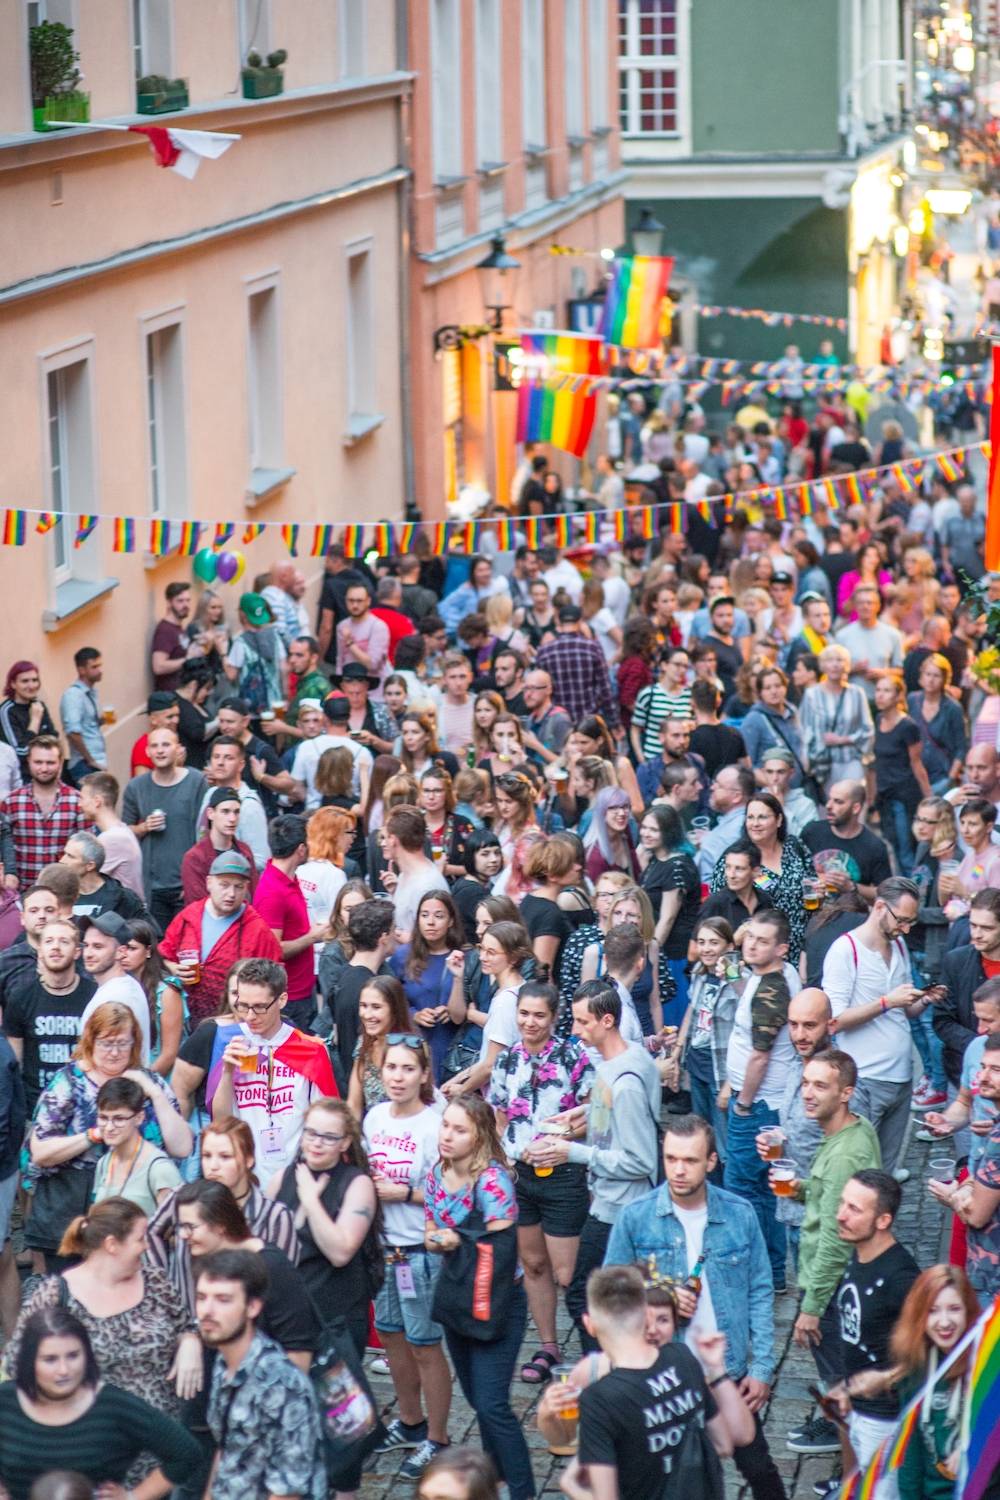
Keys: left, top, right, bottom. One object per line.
{"left": 758, "top": 1127, "right": 787, "bottom": 1161}
{"left": 770, "top": 1159, "right": 797, "bottom": 1197}
{"left": 551, "top": 1364, "right": 580, "bottom": 1422}
{"left": 803, "top": 879, "right": 823, "bottom": 912}
{"left": 239, "top": 1043, "right": 260, "bottom": 1075}
{"left": 101, "top": 705, "right": 116, "bottom": 726}
{"left": 531, "top": 1134, "right": 554, "bottom": 1177}
{"left": 178, "top": 948, "right": 201, "bottom": 986}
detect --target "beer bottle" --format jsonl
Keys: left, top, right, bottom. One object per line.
{"left": 683, "top": 1255, "right": 704, "bottom": 1299}
{"left": 466, "top": 743, "right": 476, "bottom": 768}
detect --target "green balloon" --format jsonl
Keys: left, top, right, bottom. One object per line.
{"left": 192, "top": 548, "right": 218, "bottom": 583}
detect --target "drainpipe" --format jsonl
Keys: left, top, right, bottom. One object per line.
{"left": 396, "top": 0, "right": 418, "bottom": 519}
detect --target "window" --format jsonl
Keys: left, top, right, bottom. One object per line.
{"left": 564, "top": 0, "right": 584, "bottom": 138}
{"left": 618, "top": 0, "right": 679, "bottom": 136}
{"left": 431, "top": 0, "right": 462, "bottom": 180}
{"left": 246, "top": 282, "right": 282, "bottom": 471}
{"left": 345, "top": 241, "right": 379, "bottom": 438}
{"left": 521, "top": 0, "right": 546, "bottom": 148}
{"left": 43, "top": 351, "right": 96, "bottom": 583}
{"left": 475, "top": 0, "right": 502, "bottom": 165}
{"left": 28, "top": 1, "right": 74, "bottom": 27}
{"left": 133, "top": 0, "right": 172, "bottom": 78}
{"left": 144, "top": 322, "right": 187, "bottom": 519}
{"left": 237, "top": 0, "right": 270, "bottom": 63}
{"left": 588, "top": 0, "right": 609, "bottom": 129}
{"left": 338, "top": 0, "right": 365, "bottom": 76}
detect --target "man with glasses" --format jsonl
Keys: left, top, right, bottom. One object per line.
{"left": 695, "top": 765, "right": 757, "bottom": 880}
{"left": 820, "top": 878, "right": 934, "bottom": 1176}
{"left": 520, "top": 669, "right": 571, "bottom": 767}
{"left": 205, "top": 957, "right": 337, "bottom": 1177}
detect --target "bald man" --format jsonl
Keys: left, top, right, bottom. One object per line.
{"left": 263, "top": 561, "right": 309, "bottom": 649}
{"left": 946, "top": 744, "right": 1000, "bottom": 822}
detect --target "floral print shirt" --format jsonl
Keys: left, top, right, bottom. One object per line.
{"left": 488, "top": 1034, "right": 594, "bottom": 1160}
{"left": 424, "top": 1162, "right": 518, "bottom": 1229}
{"left": 28, "top": 1063, "right": 181, "bottom": 1181}
{"left": 207, "top": 1330, "right": 326, "bottom": 1500}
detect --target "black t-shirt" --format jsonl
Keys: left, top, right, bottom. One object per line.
{"left": 641, "top": 853, "right": 701, "bottom": 958}
{"left": 331, "top": 961, "right": 390, "bottom": 1078}
{"left": 689, "top": 722, "right": 746, "bottom": 778}
{"left": 177, "top": 1018, "right": 222, "bottom": 1114}
{"left": 176, "top": 697, "right": 212, "bottom": 770}
{"left": 257, "top": 1244, "right": 319, "bottom": 1352}
{"left": 698, "top": 888, "right": 774, "bottom": 932}
{"left": 800, "top": 821, "right": 892, "bottom": 889}
{"left": 836, "top": 1242, "right": 920, "bottom": 1418}
{"left": 579, "top": 1344, "right": 718, "bottom": 1500}
{"left": 2, "top": 975, "right": 97, "bottom": 1111}
{"left": 239, "top": 733, "right": 285, "bottom": 818}
{"left": 874, "top": 717, "right": 922, "bottom": 805}
{"left": 519, "top": 894, "right": 572, "bottom": 981}
{"left": 702, "top": 635, "right": 743, "bottom": 698}
{"left": 451, "top": 876, "right": 491, "bottom": 946}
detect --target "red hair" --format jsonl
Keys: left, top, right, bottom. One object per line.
{"left": 889, "top": 1264, "right": 979, "bottom": 1378}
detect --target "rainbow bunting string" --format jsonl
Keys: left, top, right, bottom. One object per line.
{"left": 581, "top": 511, "right": 599, "bottom": 544}
{"left": 523, "top": 517, "right": 541, "bottom": 549}
{"left": 242, "top": 523, "right": 265, "bottom": 544}
{"left": 281, "top": 524, "right": 299, "bottom": 557}
{"left": 35, "top": 512, "right": 57, "bottom": 534}
{"left": 959, "top": 1295, "right": 1000, "bottom": 1500}
{"left": 495, "top": 517, "right": 514, "bottom": 552}
{"left": 553, "top": 514, "right": 570, "bottom": 548}
{"left": 612, "top": 510, "right": 627, "bottom": 543}
{"left": 398, "top": 522, "right": 416, "bottom": 553}
{"left": 600, "top": 255, "right": 675, "bottom": 349}
{"left": 3, "top": 510, "right": 26, "bottom": 546}
{"left": 75, "top": 515, "right": 98, "bottom": 547}
{"left": 112, "top": 517, "right": 135, "bottom": 553}
{"left": 148, "top": 518, "right": 170, "bottom": 555}
{"left": 310, "top": 524, "right": 333, "bottom": 558}
{"left": 429, "top": 522, "right": 446, "bottom": 555}
{"left": 213, "top": 522, "right": 235, "bottom": 548}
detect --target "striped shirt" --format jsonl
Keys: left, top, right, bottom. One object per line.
{"left": 632, "top": 682, "right": 692, "bottom": 758}
{"left": 146, "top": 1183, "right": 299, "bottom": 1311}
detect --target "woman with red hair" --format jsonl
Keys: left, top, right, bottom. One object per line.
{"left": 0, "top": 660, "right": 57, "bottom": 779}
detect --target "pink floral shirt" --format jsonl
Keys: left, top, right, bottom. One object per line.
{"left": 488, "top": 1034, "right": 594, "bottom": 1160}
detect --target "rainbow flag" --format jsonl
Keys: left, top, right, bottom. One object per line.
{"left": 891, "top": 463, "right": 913, "bottom": 494}
{"left": 213, "top": 522, "right": 235, "bottom": 548}
{"left": 75, "top": 515, "right": 98, "bottom": 547}
{"left": 516, "top": 377, "right": 599, "bottom": 458}
{"left": 494, "top": 516, "right": 514, "bottom": 552}
{"left": 822, "top": 478, "right": 840, "bottom": 511}
{"left": 463, "top": 522, "right": 480, "bottom": 552}
{"left": 987, "top": 347, "right": 1000, "bottom": 570}
{"left": 148, "top": 518, "right": 171, "bottom": 555}
{"left": 519, "top": 329, "right": 606, "bottom": 376}
{"left": 427, "top": 522, "right": 446, "bottom": 555}
{"left": 524, "top": 517, "right": 541, "bottom": 549}
{"left": 342, "top": 524, "right": 364, "bottom": 557}
{"left": 281, "top": 524, "right": 299, "bottom": 557}
{"left": 885, "top": 1400, "right": 920, "bottom": 1471}
{"left": 35, "top": 511, "right": 57, "bottom": 534}
{"left": 662, "top": 506, "right": 680, "bottom": 537}
{"left": 398, "top": 522, "right": 416, "bottom": 553}
{"left": 374, "top": 522, "right": 392, "bottom": 555}
{"left": 958, "top": 1295, "right": 1000, "bottom": 1499}
{"left": 2, "top": 510, "right": 26, "bottom": 546}
{"left": 112, "top": 517, "right": 135, "bottom": 553}
{"left": 612, "top": 510, "right": 627, "bottom": 542}
{"left": 772, "top": 490, "right": 788, "bottom": 521}
{"left": 177, "top": 521, "right": 202, "bottom": 556}
{"left": 844, "top": 473, "right": 865, "bottom": 505}
{"left": 695, "top": 500, "right": 713, "bottom": 524}
{"left": 938, "top": 452, "right": 961, "bottom": 483}
{"left": 311, "top": 524, "right": 334, "bottom": 558}
{"left": 242, "top": 523, "right": 265, "bottom": 544}
{"left": 600, "top": 255, "right": 674, "bottom": 348}
{"left": 553, "top": 514, "right": 571, "bottom": 548}
{"left": 581, "top": 511, "right": 600, "bottom": 543}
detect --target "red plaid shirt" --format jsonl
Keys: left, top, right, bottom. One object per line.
{"left": 2, "top": 781, "right": 88, "bottom": 887}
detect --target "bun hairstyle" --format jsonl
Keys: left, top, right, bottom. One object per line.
{"left": 57, "top": 1196, "right": 145, "bottom": 1260}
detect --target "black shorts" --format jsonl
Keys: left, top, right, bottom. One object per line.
{"left": 514, "top": 1160, "right": 589, "bottom": 1237}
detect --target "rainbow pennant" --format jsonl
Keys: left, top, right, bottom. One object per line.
{"left": 662, "top": 506, "right": 681, "bottom": 537}
{"left": 2, "top": 510, "right": 26, "bottom": 546}
{"left": 148, "top": 518, "right": 171, "bottom": 555}
{"left": 772, "top": 490, "right": 788, "bottom": 521}
{"left": 463, "top": 522, "right": 480, "bottom": 552}
{"left": 35, "top": 512, "right": 57, "bottom": 534}
{"left": 398, "top": 522, "right": 416, "bottom": 553}
{"left": 242, "top": 523, "right": 265, "bottom": 544}
{"left": 523, "top": 517, "right": 541, "bottom": 549}
{"left": 695, "top": 500, "right": 713, "bottom": 524}
{"left": 516, "top": 376, "right": 599, "bottom": 458}
{"left": 958, "top": 1296, "right": 1000, "bottom": 1500}
{"left": 311, "top": 524, "right": 334, "bottom": 558}
{"left": 937, "top": 452, "right": 961, "bottom": 482}
{"left": 612, "top": 510, "right": 627, "bottom": 542}
{"left": 75, "top": 515, "right": 98, "bottom": 547}
{"left": 281, "top": 524, "right": 299, "bottom": 557}
{"left": 822, "top": 478, "right": 841, "bottom": 510}
{"left": 342, "top": 524, "right": 364, "bottom": 557}
{"left": 844, "top": 473, "right": 865, "bottom": 505}
{"left": 112, "top": 517, "right": 136, "bottom": 553}
{"left": 581, "top": 511, "right": 600, "bottom": 543}
{"left": 885, "top": 1400, "right": 920, "bottom": 1471}
{"left": 891, "top": 463, "right": 913, "bottom": 494}
{"left": 213, "top": 523, "right": 235, "bottom": 548}
{"left": 427, "top": 522, "right": 446, "bottom": 555}
{"left": 494, "top": 516, "right": 514, "bottom": 552}
{"left": 599, "top": 255, "right": 674, "bottom": 348}
{"left": 798, "top": 486, "right": 814, "bottom": 517}
{"left": 374, "top": 523, "right": 393, "bottom": 556}
{"left": 552, "top": 514, "right": 571, "bottom": 548}
{"left": 177, "top": 521, "right": 202, "bottom": 557}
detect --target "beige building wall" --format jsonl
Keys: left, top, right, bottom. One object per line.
{"left": 0, "top": 0, "right": 408, "bottom": 784}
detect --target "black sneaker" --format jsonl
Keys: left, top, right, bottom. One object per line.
{"left": 786, "top": 1416, "right": 841, "bottom": 1453}
{"left": 374, "top": 1418, "right": 428, "bottom": 1452}
{"left": 813, "top": 1477, "right": 841, "bottom": 1497}
{"left": 400, "top": 1439, "right": 449, "bottom": 1480}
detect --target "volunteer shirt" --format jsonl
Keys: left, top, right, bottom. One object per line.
{"left": 363, "top": 1101, "right": 443, "bottom": 1245}
{"left": 821, "top": 930, "right": 912, "bottom": 1082}
{"left": 725, "top": 962, "right": 800, "bottom": 1109}
{"left": 2, "top": 974, "right": 96, "bottom": 1111}
{"left": 835, "top": 1242, "right": 920, "bottom": 1419}
{"left": 578, "top": 1345, "right": 718, "bottom": 1500}
{"left": 195, "top": 1020, "right": 324, "bottom": 1176}
{"left": 671, "top": 1199, "right": 719, "bottom": 1352}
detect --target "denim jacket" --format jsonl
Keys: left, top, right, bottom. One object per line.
{"left": 605, "top": 1182, "right": 776, "bottom": 1383}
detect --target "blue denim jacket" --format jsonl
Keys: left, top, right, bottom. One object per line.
{"left": 604, "top": 1182, "right": 776, "bottom": 1383}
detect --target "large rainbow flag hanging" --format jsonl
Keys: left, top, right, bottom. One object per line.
{"left": 516, "top": 331, "right": 605, "bottom": 458}
{"left": 958, "top": 1295, "right": 1000, "bottom": 1500}
{"left": 600, "top": 255, "right": 674, "bottom": 349}
{"left": 986, "top": 346, "right": 1000, "bottom": 571}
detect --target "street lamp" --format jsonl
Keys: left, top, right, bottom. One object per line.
{"left": 632, "top": 207, "right": 666, "bottom": 257}
{"left": 476, "top": 234, "right": 521, "bottom": 332}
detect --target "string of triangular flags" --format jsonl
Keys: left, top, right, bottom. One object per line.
{"left": 0, "top": 441, "right": 984, "bottom": 559}
{"left": 609, "top": 351, "right": 991, "bottom": 383}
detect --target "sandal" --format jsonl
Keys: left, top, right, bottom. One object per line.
{"left": 521, "top": 1349, "right": 559, "bottom": 1384}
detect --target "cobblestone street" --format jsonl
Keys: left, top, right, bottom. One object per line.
{"left": 360, "top": 1123, "right": 952, "bottom": 1500}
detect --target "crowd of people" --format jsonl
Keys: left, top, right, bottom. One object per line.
{"left": 0, "top": 443, "right": 999, "bottom": 1500}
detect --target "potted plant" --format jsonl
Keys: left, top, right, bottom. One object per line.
{"left": 241, "top": 49, "right": 287, "bottom": 99}
{"left": 29, "top": 20, "right": 89, "bottom": 131}
{"left": 136, "top": 75, "right": 190, "bottom": 114}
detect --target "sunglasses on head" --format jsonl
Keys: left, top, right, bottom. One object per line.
{"left": 386, "top": 1033, "right": 428, "bottom": 1052}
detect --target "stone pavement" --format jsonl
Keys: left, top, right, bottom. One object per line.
{"left": 360, "top": 1124, "right": 952, "bottom": 1500}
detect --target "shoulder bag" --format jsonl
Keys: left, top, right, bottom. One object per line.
{"left": 431, "top": 1198, "right": 519, "bottom": 1341}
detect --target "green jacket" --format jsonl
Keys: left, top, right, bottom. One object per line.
{"left": 797, "top": 1115, "right": 881, "bottom": 1316}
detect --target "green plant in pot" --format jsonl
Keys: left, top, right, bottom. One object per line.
{"left": 241, "top": 48, "right": 287, "bottom": 99}
{"left": 136, "top": 73, "right": 190, "bottom": 113}
{"left": 29, "top": 20, "right": 89, "bottom": 131}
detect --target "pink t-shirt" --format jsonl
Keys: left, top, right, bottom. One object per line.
{"left": 437, "top": 697, "right": 475, "bottom": 756}
{"left": 958, "top": 843, "right": 1000, "bottom": 897}
{"left": 252, "top": 861, "right": 314, "bottom": 1001}
{"left": 98, "top": 824, "right": 145, "bottom": 898}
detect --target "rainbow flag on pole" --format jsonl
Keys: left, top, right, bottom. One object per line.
{"left": 2, "top": 510, "right": 26, "bottom": 546}
{"left": 112, "top": 517, "right": 136, "bottom": 553}
{"left": 958, "top": 1295, "right": 1000, "bottom": 1499}
{"left": 600, "top": 255, "right": 674, "bottom": 349}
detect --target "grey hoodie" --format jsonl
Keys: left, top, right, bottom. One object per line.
{"left": 567, "top": 1044, "right": 661, "bottom": 1224}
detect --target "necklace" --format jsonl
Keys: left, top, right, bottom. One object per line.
{"left": 107, "top": 1134, "right": 145, "bottom": 1193}
{"left": 41, "top": 973, "right": 78, "bottom": 994}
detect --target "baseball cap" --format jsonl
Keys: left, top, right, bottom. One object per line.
{"left": 238, "top": 592, "right": 272, "bottom": 627}
{"left": 558, "top": 604, "right": 583, "bottom": 624}
{"left": 798, "top": 591, "right": 826, "bottom": 605}
{"left": 146, "top": 691, "right": 178, "bottom": 714}
{"left": 208, "top": 786, "right": 242, "bottom": 809}
{"left": 770, "top": 572, "right": 794, "bottom": 587}
{"left": 324, "top": 695, "right": 351, "bottom": 722}
{"left": 78, "top": 911, "right": 132, "bottom": 944}
{"left": 760, "top": 746, "right": 795, "bottom": 766}
{"left": 209, "top": 851, "right": 252, "bottom": 878}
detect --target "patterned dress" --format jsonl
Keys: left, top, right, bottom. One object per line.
{"left": 710, "top": 834, "right": 813, "bottom": 964}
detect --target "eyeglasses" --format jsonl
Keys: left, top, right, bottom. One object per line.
{"left": 386, "top": 1033, "right": 428, "bottom": 1052}
{"left": 97, "top": 1112, "right": 139, "bottom": 1127}
{"left": 232, "top": 997, "right": 278, "bottom": 1019}
{"left": 94, "top": 1038, "right": 132, "bottom": 1054}
{"left": 883, "top": 905, "right": 915, "bottom": 932}
{"left": 176, "top": 1222, "right": 198, "bottom": 1238}
{"left": 302, "top": 1126, "right": 348, "bottom": 1146}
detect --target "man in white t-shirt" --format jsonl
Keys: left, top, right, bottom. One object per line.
{"left": 381, "top": 805, "right": 448, "bottom": 942}
{"left": 79, "top": 912, "right": 152, "bottom": 1061}
{"left": 821, "top": 877, "right": 927, "bottom": 1175}
{"left": 290, "top": 694, "right": 374, "bottom": 811}
{"left": 725, "top": 909, "right": 801, "bottom": 1291}
{"left": 834, "top": 586, "right": 903, "bottom": 702}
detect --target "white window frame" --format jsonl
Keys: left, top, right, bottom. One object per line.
{"left": 475, "top": 0, "right": 502, "bottom": 165}
{"left": 38, "top": 336, "right": 98, "bottom": 586}
{"left": 521, "top": 0, "right": 546, "bottom": 149}
{"left": 617, "top": 0, "right": 681, "bottom": 138}
{"left": 28, "top": 0, "right": 75, "bottom": 28}
{"left": 244, "top": 271, "right": 284, "bottom": 473}
{"left": 132, "top": 0, "right": 173, "bottom": 79}
{"left": 588, "top": 0, "right": 609, "bottom": 129}
{"left": 564, "top": 0, "right": 584, "bottom": 139}
{"left": 140, "top": 307, "right": 189, "bottom": 521}
{"left": 237, "top": 0, "right": 271, "bottom": 63}
{"left": 338, "top": 0, "right": 366, "bottom": 77}
{"left": 431, "top": 0, "right": 463, "bottom": 180}
{"left": 344, "top": 237, "right": 379, "bottom": 437}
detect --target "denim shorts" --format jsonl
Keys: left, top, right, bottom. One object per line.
{"left": 374, "top": 1248, "right": 445, "bottom": 1345}
{"left": 514, "top": 1161, "right": 588, "bottom": 1237}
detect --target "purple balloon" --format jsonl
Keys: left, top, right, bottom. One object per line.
{"left": 215, "top": 551, "right": 238, "bottom": 582}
